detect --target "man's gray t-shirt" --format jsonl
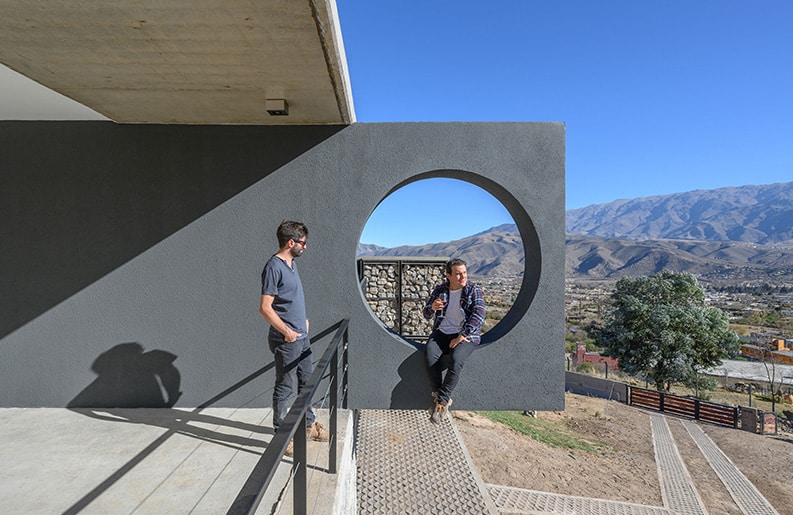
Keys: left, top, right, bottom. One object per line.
{"left": 261, "top": 255, "right": 307, "bottom": 339}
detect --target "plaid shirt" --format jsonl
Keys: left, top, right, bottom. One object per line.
{"left": 422, "top": 281, "right": 486, "bottom": 344}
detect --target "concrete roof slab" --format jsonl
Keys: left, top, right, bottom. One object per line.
{"left": 0, "top": 0, "right": 354, "bottom": 124}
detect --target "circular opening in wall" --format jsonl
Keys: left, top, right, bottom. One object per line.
{"left": 357, "top": 175, "right": 535, "bottom": 348}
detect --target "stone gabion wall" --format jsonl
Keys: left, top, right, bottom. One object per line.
{"left": 361, "top": 261, "right": 399, "bottom": 331}
{"left": 360, "top": 260, "right": 446, "bottom": 339}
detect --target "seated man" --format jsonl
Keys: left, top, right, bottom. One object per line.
{"left": 421, "top": 258, "right": 486, "bottom": 424}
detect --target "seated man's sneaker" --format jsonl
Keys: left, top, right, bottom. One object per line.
{"left": 429, "top": 392, "right": 438, "bottom": 417}
{"left": 306, "top": 421, "right": 329, "bottom": 442}
{"left": 430, "top": 398, "right": 452, "bottom": 425}
{"left": 285, "top": 438, "right": 294, "bottom": 457}
{"left": 430, "top": 403, "right": 442, "bottom": 425}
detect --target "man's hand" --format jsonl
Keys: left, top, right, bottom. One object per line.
{"left": 283, "top": 327, "right": 301, "bottom": 343}
{"left": 261, "top": 294, "right": 303, "bottom": 343}
{"left": 449, "top": 334, "right": 469, "bottom": 349}
{"left": 285, "top": 320, "right": 309, "bottom": 343}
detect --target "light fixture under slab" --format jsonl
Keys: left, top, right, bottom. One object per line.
{"left": 265, "top": 99, "right": 289, "bottom": 116}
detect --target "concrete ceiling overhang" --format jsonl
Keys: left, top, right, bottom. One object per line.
{"left": 0, "top": 0, "right": 355, "bottom": 124}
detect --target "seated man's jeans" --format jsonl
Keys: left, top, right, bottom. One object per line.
{"left": 424, "top": 330, "right": 477, "bottom": 404}
{"left": 268, "top": 335, "right": 316, "bottom": 431}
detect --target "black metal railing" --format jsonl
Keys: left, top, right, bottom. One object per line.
{"left": 227, "top": 318, "right": 350, "bottom": 515}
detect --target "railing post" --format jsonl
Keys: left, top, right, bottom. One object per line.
{"left": 659, "top": 391, "right": 665, "bottom": 413}
{"left": 329, "top": 346, "right": 339, "bottom": 474}
{"left": 294, "top": 414, "right": 308, "bottom": 515}
{"left": 694, "top": 398, "right": 700, "bottom": 421}
{"left": 748, "top": 384, "right": 753, "bottom": 407}
{"left": 227, "top": 318, "right": 349, "bottom": 515}
{"left": 342, "top": 328, "right": 349, "bottom": 410}
{"left": 397, "top": 261, "right": 404, "bottom": 336}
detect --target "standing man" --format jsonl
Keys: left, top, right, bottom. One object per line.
{"left": 260, "top": 220, "right": 328, "bottom": 445}
{"left": 422, "top": 258, "right": 486, "bottom": 424}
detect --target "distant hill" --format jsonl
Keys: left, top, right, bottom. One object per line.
{"left": 566, "top": 182, "right": 793, "bottom": 244}
{"left": 357, "top": 229, "right": 525, "bottom": 277}
{"left": 566, "top": 234, "right": 793, "bottom": 282}
{"left": 359, "top": 182, "right": 793, "bottom": 282}
{"left": 360, "top": 227, "right": 793, "bottom": 282}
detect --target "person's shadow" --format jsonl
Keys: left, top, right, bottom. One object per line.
{"left": 68, "top": 342, "right": 182, "bottom": 408}
{"left": 67, "top": 342, "right": 274, "bottom": 444}
{"left": 64, "top": 342, "right": 278, "bottom": 515}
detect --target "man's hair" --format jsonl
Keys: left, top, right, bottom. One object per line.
{"left": 446, "top": 258, "right": 467, "bottom": 274}
{"left": 276, "top": 220, "right": 308, "bottom": 247}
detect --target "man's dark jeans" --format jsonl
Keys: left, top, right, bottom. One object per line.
{"left": 268, "top": 335, "right": 315, "bottom": 431}
{"left": 425, "top": 330, "right": 477, "bottom": 404}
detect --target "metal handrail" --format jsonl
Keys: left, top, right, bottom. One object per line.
{"left": 227, "top": 318, "right": 350, "bottom": 515}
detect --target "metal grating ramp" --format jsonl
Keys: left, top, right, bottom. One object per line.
{"left": 681, "top": 420, "right": 780, "bottom": 515}
{"left": 651, "top": 414, "right": 708, "bottom": 515}
{"left": 487, "top": 484, "right": 673, "bottom": 515}
{"left": 356, "top": 409, "right": 497, "bottom": 514}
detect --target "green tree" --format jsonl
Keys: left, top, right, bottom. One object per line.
{"left": 586, "top": 270, "right": 739, "bottom": 391}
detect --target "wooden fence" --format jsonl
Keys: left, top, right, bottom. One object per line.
{"left": 628, "top": 386, "right": 739, "bottom": 428}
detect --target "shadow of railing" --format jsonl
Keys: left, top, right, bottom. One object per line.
{"left": 227, "top": 318, "right": 350, "bottom": 515}
{"left": 62, "top": 320, "right": 349, "bottom": 515}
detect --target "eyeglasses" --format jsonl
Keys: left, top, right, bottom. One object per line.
{"left": 293, "top": 239, "right": 307, "bottom": 247}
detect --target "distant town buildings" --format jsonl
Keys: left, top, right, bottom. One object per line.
{"left": 573, "top": 342, "right": 619, "bottom": 372}
{"left": 741, "top": 334, "right": 793, "bottom": 365}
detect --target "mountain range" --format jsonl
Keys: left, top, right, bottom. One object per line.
{"left": 566, "top": 182, "right": 793, "bottom": 244}
{"left": 358, "top": 225, "right": 525, "bottom": 277}
{"left": 358, "top": 182, "right": 793, "bottom": 282}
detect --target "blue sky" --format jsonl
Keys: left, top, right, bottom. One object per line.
{"left": 359, "top": 178, "right": 513, "bottom": 247}
{"left": 339, "top": 1, "right": 793, "bottom": 246}
{"left": 2, "top": 2, "right": 791, "bottom": 248}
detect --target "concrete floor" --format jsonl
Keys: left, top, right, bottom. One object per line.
{"left": 0, "top": 407, "right": 351, "bottom": 514}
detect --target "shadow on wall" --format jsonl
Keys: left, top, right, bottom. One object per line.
{"left": 390, "top": 345, "right": 492, "bottom": 409}
{"left": 1, "top": 123, "right": 346, "bottom": 339}
{"left": 390, "top": 350, "right": 431, "bottom": 409}
{"left": 67, "top": 320, "right": 344, "bottom": 409}
{"left": 68, "top": 342, "right": 182, "bottom": 408}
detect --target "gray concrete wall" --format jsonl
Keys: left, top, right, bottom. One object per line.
{"left": 0, "top": 122, "right": 565, "bottom": 411}
{"left": 565, "top": 372, "right": 629, "bottom": 402}
{"left": 0, "top": 122, "right": 344, "bottom": 339}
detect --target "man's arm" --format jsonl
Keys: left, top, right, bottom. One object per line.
{"left": 422, "top": 285, "right": 444, "bottom": 320}
{"left": 457, "top": 285, "right": 486, "bottom": 345}
{"left": 259, "top": 294, "right": 300, "bottom": 343}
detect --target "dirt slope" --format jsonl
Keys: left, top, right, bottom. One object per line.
{"left": 455, "top": 392, "right": 793, "bottom": 514}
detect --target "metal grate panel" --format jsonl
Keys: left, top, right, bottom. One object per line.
{"left": 651, "top": 414, "right": 708, "bottom": 515}
{"left": 682, "top": 419, "right": 779, "bottom": 515}
{"left": 487, "top": 484, "right": 673, "bottom": 515}
{"left": 356, "top": 409, "right": 496, "bottom": 514}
